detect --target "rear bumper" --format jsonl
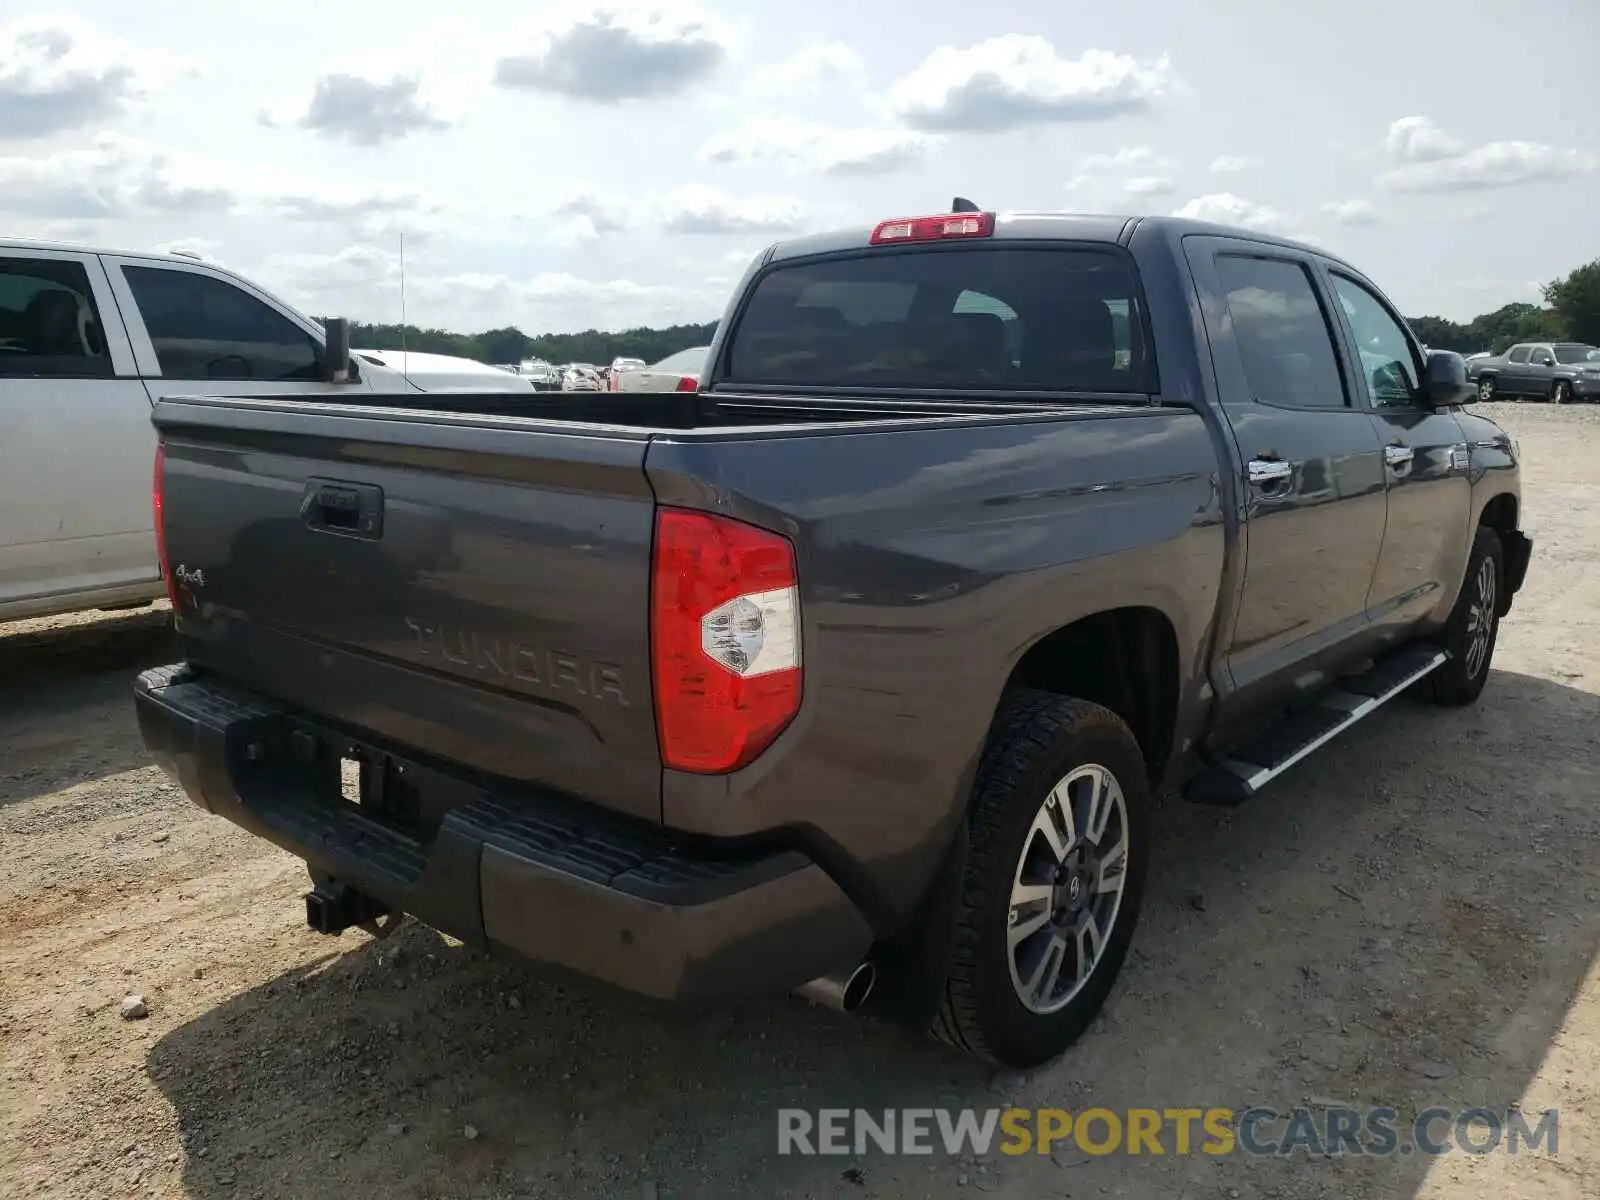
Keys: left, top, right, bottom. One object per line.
{"left": 133, "top": 664, "right": 872, "bottom": 1001}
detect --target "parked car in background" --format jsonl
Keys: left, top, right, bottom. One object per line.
{"left": 494, "top": 358, "right": 562, "bottom": 389}
{"left": 1465, "top": 341, "right": 1600, "bottom": 403}
{"left": 612, "top": 345, "right": 711, "bottom": 393}
{"left": 560, "top": 363, "right": 602, "bottom": 391}
{"left": 135, "top": 207, "right": 1528, "bottom": 1070}
{"left": 353, "top": 349, "right": 545, "bottom": 393}
{"left": 0, "top": 238, "right": 524, "bottom": 624}
{"left": 607, "top": 356, "right": 646, "bottom": 391}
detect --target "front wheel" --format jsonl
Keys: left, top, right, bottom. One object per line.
{"left": 931, "top": 692, "right": 1150, "bottom": 1069}
{"left": 1552, "top": 380, "right": 1572, "bottom": 405}
{"left": 1422, "top": 526, "right": 1504, "bottom": 707}
{"left": 1477, "top": 377, "right": 1496, "bottom": 402}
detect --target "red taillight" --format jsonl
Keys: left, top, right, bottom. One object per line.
{"left": 675, "top": 374, "right": 699, "bottom": 392}
{"left": 152, "top": 441, "right": 179, "bottom": 609}
{"left": 651, "top": 508, "right": 801, "bottom": 774}
{"left": 869, "top": 211, "right": 995, "bottom": 245}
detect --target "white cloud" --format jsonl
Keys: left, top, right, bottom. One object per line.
{"left": 744, "top": 40, "right": 866, "bottom": 97}
{"left": 1123, "top": 175, "right": 1177, "bottom": 198}
{"left": 1378, "top": 116, "right": 1597, "bottom": 192}
{"left": 517, "top": 183, "right": 808, "bottom": 238}
{"left": 1321, "top": 198, "right": 1379, "bottom": 225}
{"left": 1065, "top": 147, "right": 1179, "bottom": 201}
{"left": 1077, "top": 146, "right": 1177, "bottom": 173}
{"left": 656, "top": 184, "right": 806, "bottom": 234}
{"left": 249, "top": 183, "right": 453, "bottom": 242}
{"left": 493, "top": 3, "right": 734, "bottom": 102}
{"left": 257, "top": 244, "right": 722, "bottom": 332}
{"left": 1209, "top": 154, "right": 1257, "bottom": 173}
{"left": 1173, "top": 192, "right": 1298, "bottom": 235}
{"left": 0, "top": 14, "right": 175, "bottom": 138}
{"left": 266, "top": 72, "right": 452, "bottom": 146}
{"left": 0, "top": 135, "right": 231, "bottom": 219}
{"left": 700, "top": 116, "right": 936, "bottom": 176}
{"left": 886, "top": 36, "right": 1176, "bottom": 132}
{"left": 1384, "top": 115, "right": 1466, "bottom": 164}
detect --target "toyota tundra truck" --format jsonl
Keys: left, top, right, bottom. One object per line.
{"left": 133, "top": 209, "right": 1532, "bottom": 1069}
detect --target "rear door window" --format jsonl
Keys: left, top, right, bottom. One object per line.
{"left": 0, "top": 257, "right": 113, "bottom": 378}
{"left": 1213, "top": 254, "right": 1350, "bottom": 410}
{"left": 724, "top": 246, "right": 1151, "bottom": 393}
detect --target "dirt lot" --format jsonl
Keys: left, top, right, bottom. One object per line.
{"left": 3, "top": 402, "right": 1598, "bottom": 1200}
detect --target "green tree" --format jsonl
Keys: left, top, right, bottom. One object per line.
{"left": 1543, "top": 259, "right": 1600, "bottom": 345}
{"left": 1405, "top": 315, "right": 1470, "bottom": 352}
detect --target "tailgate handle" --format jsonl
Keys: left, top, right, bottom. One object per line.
{"left": 300, "top": 478, "right": 384, "bottom": 539}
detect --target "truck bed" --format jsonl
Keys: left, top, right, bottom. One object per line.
{"left": 152, "top": 389, "right": 1216, "bottom": 846}
{"left": 152, "top": 387, "right": 1158, "bottom": 428}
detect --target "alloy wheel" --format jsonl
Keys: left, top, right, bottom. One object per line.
{"left": 1464, "top": 555, "right": 1497, "bottom": 679}
{"left": 1006, "top": 763, "right": 1130, "bottom": 1015}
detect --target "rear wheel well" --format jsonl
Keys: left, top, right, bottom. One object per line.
{"left": 1002, "top": 608, "right": 1179, "bottom": 786}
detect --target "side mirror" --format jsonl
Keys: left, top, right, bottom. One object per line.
{"left": 1422, "top": 349, "right": 1475, "bottom": 407}
{"left": 322, "top": 317, "right": 354, "bottom": 383}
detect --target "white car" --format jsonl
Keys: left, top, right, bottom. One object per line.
{"left": 0, "top": 239, "right": 531, "bottom": 623}
{"left": 354, "top": 348, "right": 543, "bottom": 392}
{"left": 613, "top": 345, "right": 712, "bottom": 393}
{"left": 561, "top": 364, "right": 602, "bottom": 392}
{"left": 607, "top": 356, "right": 645, "bottom": 390}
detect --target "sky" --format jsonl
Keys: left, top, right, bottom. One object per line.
{"left": 2, "top": 0, "right": 1596, "bottom": 335}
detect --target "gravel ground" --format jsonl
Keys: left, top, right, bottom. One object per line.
{"left": 2, "top": 402, "right": 1598, "bottom": 1200}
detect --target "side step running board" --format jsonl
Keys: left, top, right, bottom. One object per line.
{"left": 1185, "top": 644, "right": 1448, "bottom": 805}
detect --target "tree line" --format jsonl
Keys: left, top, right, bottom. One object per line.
{"left": 338, "top": 320, "right": 720, "bottom": 367}
{"left": 1407, "top": 259, "right": 1600, "bottom": 354}
{"left": 332, "top": 258, "right": 1600, "bottom": 366}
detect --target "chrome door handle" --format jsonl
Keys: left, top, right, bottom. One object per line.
{"left": 1247, "top": 458, "right": 1293, "bottom": 484}
{"left": 1383, "top": 445, "right": 1414, "bottom": 467}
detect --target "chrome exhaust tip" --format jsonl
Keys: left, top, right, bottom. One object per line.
{"left": 795, "top": 960, "right": 876, "bottom": 1012}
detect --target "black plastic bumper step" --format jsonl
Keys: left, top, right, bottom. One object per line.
{"left": 1185, "top": 643, "right": 1447, "bottom": 805}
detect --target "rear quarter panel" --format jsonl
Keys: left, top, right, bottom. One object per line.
{"left": 645, "top": 408, "right": 1225, "bottom": 924}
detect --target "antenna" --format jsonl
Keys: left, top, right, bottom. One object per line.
{"left": 950, "top": 196, "right": 980, "bottom": 213}
{"left": 398, "top": 233, "right": 412, "bottom": 388}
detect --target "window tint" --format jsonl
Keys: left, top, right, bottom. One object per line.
{"left": 1329, "top": 273, "right": 1420, "bottom": 409}
{"left": 0, "top": 257, "right": 112, "bottom": 378}
{"left": 122, "top": 266, "right": 319, "bottom": 381}
{"left": 1554, "top": 344, "right": 1600, "bottom": 364}
{"left": 1214, "top": 255, "right": 1348, "bottom": 409}
{"left": 1507, "top": 346, "right": 1530, "bottom": 364}
{"left": 1530, "top": 347, "right": 1554, "bottom": 366}
{"left": 726, "top": 247, "right": 1150, "bottom": 393}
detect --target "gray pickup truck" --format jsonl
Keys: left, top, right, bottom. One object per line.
{"left": 1466, "top": 340, "right": 1600, "bottom": 403}
{"left": 134, "top": 208, "right": 1532, "bottom": 1069}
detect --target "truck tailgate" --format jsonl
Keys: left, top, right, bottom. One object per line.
{"left": 153, "top": 398, "right": 662, "bottom": 823}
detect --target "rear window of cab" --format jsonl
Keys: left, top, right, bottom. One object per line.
{"left": 723, "top": 246, "right": 1152, "bottom": 394}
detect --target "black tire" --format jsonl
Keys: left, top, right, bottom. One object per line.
{"left": 1552, "top": 380, "right": 1572, "bottom": 405}
{"left": 931, "top": 691, "right": 1151, "bottom": 1069}
{"left": 1476, "top": 376, "right": 1496, "bottom": 403}
{"left": 1422, "top": 526, "right": 1504, "bottom": 707}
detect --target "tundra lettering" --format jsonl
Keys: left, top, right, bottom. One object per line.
{"left": 402, "top": 616, "right": 629, "bottom": 707}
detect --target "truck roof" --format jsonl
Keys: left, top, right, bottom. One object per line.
{"left": 766, "top": 211, "right": 1353, "bottom": 272}
{"left": 0, "top": 235, "right": 233, "bottom": 265}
